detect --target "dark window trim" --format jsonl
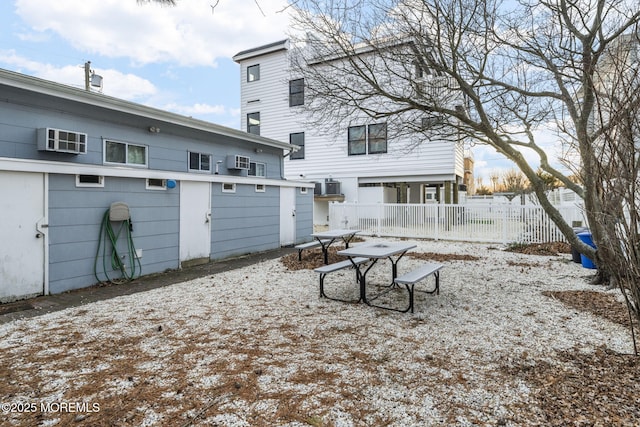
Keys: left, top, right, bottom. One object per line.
{"left": 247, "top": 112, "right": 260, "bottom": 135}
{"left": 289, "top": 78, "right": 304, "bottom": 107}
{"left": 247, "top": 64, "right": 260, "bottom": 82}
{"left": 289, "top": 132, "right": 305, "bottom": 160}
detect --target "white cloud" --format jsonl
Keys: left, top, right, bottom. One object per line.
{"left": 163, "top": 102, "right": 227, "bottom": 116}
{"left": 0, "top": 49, "right": 157, "bottom": 100}
{"left": 15, "top": 0, "right": 292, "bottom": 67}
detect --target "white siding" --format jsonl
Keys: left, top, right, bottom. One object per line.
{"left": 236, "top": 41, "right": 464, "bottom": 211}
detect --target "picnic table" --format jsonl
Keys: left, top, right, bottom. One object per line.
{"left": 338, "top": 241, "right": 417, "bottom": 309}
{"left": 310, "top": 228, "right": 361, "bottom": 264}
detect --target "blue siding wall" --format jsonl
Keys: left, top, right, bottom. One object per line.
{"left": 1, "top": 81, "right": 311, "bottom": 299}
{"left": 210, "top": 183, "right": 280, "bottom": 259}
{"left": 48, "top": 174, "right": 179, "bottom": 293}
{"left": 0, "top": 89, "right": 284, "bottom": 179}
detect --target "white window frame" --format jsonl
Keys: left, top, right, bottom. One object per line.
{"left": 146, "top": 178, "right": 167, "bottom": 190}
{"left": 300, "top": 187, "right": 308, "bottom": 194}
{"left": 255, "top": 184, "right": 266, "bottom": 192}
{"left": 75, "top": 174, "right": 104, "bottom": 188}
{"left": 222, "top": 183, "right": 236, "bottom": 193}
{"left": 104, "top": 139, "right": 148, "bottom": 167}
{"left": 248, "top": 161, "right": 266, "bottom": 178}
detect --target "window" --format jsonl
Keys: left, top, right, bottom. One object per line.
{"left": 146, "top": 179, "right": 167, "bottom": 190}
{"left": 249, "top": 162, "right": 266, "bottom": 177}
{"left": 421, "top": 116, "right": 446, "bottom": 130}
{"left": 289, "top": 132, "right": 305, "bottom": 160}
{"left": 255, "top": 184, "right": 266, "bottom": 192}
{"left": 104, "top": 140, "right": 147, "bottom": 166}
{"left": 348, "top": 124, "right": 387, "bottom": 156}
{"left": 76, "top": 175, "right": 103, "bottom": 188}
{"left": 348, "top": 125, "right": 367, "bottom": 155}
{"left": 368, "top": 123, "right": 387, "bottom": 154}
{"left": 247, "top": 64, "right": 260, "bottom": 82}
{"left": 300, "top": 187, "right": 308, "bottom": 194}
{"left": 189, "top": 151, "right": 211, "bottom": 172}
{"left": 247, "top": 112, "right": 260, "bottom": 135}
{"left": 39, "top": 128, "right": 87, "bottom": 154}
{"left": 222, "top": 183, "right": 236, "bottom": 193}
{"left": 289, "top": 78, "right": 304, "bottom": 107}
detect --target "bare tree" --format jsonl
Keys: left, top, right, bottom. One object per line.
{"left": 289, "top": 0, "right": 640, "bottom": 349}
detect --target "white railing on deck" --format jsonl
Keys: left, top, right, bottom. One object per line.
{"left": 329, "top": 203, "right": 585, "bottom": 244}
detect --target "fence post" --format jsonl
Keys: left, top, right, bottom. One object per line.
{"left": 502, "top": 206, "right": 508, "bottom": 245}
{"left": 434, "top": 204, "right": 440, "bottom": 241}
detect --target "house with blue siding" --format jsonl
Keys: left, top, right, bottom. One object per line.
{"left": 0, "top": 68, "right": 313, "bottom": 303}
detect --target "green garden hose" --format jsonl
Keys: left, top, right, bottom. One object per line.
{"left": 94, "top": 209, "right": 142, "bottom": 284}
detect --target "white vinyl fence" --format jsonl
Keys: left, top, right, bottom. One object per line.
{"left": 329, "top": 203, "right": 586, "bottom": 244}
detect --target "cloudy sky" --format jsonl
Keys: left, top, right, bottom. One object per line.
{"left": 0, "top": 0, "right": 568, "bottom": 184}
{"left": 0, "top": 0, "right": 291, "bottom": 129}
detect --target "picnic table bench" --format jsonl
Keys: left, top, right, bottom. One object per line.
{"left": 393, "top": 262, "right": 443, "bottom": 313}
{"left": 315, "top": 257, "right": 370, "bottom": 303}
{"left": 295, "top": 239, "right": 331, "bottom": 261}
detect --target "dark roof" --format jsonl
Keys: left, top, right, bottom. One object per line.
{"left": 233, "top": 39, "right": 289, "bottom": 61}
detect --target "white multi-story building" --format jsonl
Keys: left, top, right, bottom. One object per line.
{"left": 233, "top": 39, "right": 468, "bottom": 225}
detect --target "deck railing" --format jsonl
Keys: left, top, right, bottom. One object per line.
{"left": 329, "top": 203, "right": 586, "bottom": 244}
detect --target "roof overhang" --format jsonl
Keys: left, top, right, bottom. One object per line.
{"left": 232, "top": 39, "right": 289, "bottom": 62}
{"left": 0, "top": 68, "right": 295, "bottom": 153}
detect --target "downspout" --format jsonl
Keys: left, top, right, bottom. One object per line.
{"left": 280, "top": 147, "right": 298, "bottom": 180}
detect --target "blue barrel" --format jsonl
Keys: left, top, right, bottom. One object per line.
{"left": 577, "top": 231, "right": 596, "bottom": 269}
{"left": 571, "top": 227, "right": 589, "bottom": 263}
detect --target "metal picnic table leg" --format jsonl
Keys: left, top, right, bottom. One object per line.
{"left": 388, "top": 250, "right": 409, "bottom": 285}
{"left": 318, "top": 237, "right": 337, "bottom": 264}
{"left": 353, "top": 258, "right": 378, "bottom": 305}
{"left": 343, "top": 233, "right": 356, "bottom": 249}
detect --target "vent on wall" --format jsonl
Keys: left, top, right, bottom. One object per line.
{"left": 226, "top": 154, "right": 250, "bottom": 170}
{"left": 38, "top": 128, "right": 87, "bottom": 154}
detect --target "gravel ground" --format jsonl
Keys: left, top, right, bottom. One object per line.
{"left": 0, "top": 237, "right": 637, "bottom": 426}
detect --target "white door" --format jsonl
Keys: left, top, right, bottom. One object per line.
{"left": 180, "top": 181, "right": 211, "bottom": 265}
{"left": 280, "top": 187, "right": 296, "bottom": 246}
{"left": 0, "top": 171, "right": 46, "bottom": 302}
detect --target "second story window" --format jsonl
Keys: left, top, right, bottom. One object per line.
{"left": 247, "top": 112, "right": 260, "bottom": 135}
{"left": 368, "top": 123, "right": 387, "bottom": 154}
{"left": 104, "top": 140, "right": 147, "bottom": 166}
{"left": 247, "top": 64, "right": 260, "bottom": 82}
{"left": 189, "top": 151, "right": 211, "bottom": 172}
{"left": 348, "top": 123, "right": 387, "bottom": 156}
{"left": 289, "top": 78, "right": 304, "bottom": 107}
{"left": 348, "top": 125, "right": 367, "bottom": 155}
{"left": 289, "top": 132, "right": 305, "bottom": 160}
{"left": 249, "top": 162, "right": 266, "bottom": 177}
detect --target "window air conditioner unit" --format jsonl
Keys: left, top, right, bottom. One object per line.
{"left": 37, "top": 128, "right": 87, "bottom": 154}
{"left": 227, "top": 154, "right": 250, "bottom": 170}
{"left": 314, "top": 182, "right": 322, "bottom": 195}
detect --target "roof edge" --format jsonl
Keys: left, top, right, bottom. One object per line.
{"left": 233, "top": 39, "right": 289, "bottom": 62}
{"left": 0, "top": 68, "right": 294, "bottom": 152}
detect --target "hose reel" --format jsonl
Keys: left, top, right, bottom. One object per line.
{"left": 94, "top": 202, "right": 141, "bottom": 284}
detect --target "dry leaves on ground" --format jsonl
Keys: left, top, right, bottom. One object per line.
{"left": 1, "top": 238, "right": 639, "bottom": 426}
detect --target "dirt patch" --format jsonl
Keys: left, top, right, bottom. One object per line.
{"left": 408, "top": 252, "right": 481, "bottom": 262}
{"left": 544, "top": 290, "right": 637, "bottom": 329}
{"left": 506, "top": 241, "right": 572, "bottom": 256}
{"left": 502, "top": 346, "right": 640, "bottom": 426}
{"left": 281, "top": 247, "right": 351, "bottom": 271}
